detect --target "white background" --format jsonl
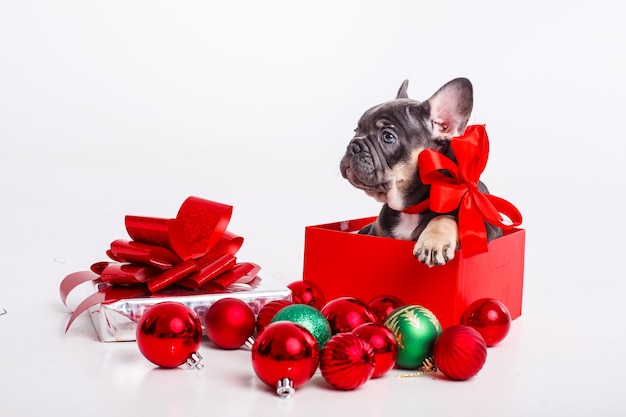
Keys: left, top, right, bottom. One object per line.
{"left": 1, "top": 1, "right": 625, "bottom": 416}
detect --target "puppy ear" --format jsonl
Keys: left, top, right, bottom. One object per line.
{"left": 396, "top": 80, "right": 409, "bottom": 99}
{"left": 428, "top": 78, "right": 473, "bottom": 139}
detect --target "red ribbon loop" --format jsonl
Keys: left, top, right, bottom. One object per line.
{"left": 59, "top": 196, "right": 260, "bottom": 332}
{"left": 407, "top": 125, "right": 522, "bottom": 257}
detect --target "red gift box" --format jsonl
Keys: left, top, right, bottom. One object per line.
{"left": 302, "top": 217, "right": 525, "bottom": 329}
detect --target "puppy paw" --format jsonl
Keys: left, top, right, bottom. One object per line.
{"left": 413, "top": 216, "right": 459, "bottom": 267}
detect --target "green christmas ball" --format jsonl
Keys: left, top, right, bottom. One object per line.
{"left": 271, "top": 304, "right": 332, "bottom": 349}
{"left": 383, "top": 305, "right": 442, "bottom": 369}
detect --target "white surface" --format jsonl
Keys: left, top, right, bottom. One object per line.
{"left": 1, "top": 1, "right": 625, "bottom": 416}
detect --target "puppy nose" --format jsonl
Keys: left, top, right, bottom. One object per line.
{"left": 348, "top": 140, "right": 363, "bottom": 155}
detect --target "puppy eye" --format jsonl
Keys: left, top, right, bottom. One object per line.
{"left": 381, "top": 130, "right": 397, "bottom": 144}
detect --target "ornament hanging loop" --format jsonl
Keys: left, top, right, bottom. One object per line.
{"left": 185, "top": 352, "right": 204, "bottom": 370}
{"left": 276, "top": 378, "right": 295, "bottom": 399}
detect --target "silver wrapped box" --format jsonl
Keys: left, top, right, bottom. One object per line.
{"left": 88, "top": 275, "right": 291, "bottom": 342}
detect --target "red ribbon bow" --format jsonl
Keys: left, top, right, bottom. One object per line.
{"left": 60, "top": 196, "right": 260, "bottom": 331}
{"left": 403, "top": 125, "right": 522, "bottom": 257}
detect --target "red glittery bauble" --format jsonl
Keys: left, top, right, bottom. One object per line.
{"left": 136, "top": 302, "right": 203, "bottom": 368}
{"left": 256, "top": 299, "right": 294, "bottom": 335}
{"left": 352, "top": 323, "right": 398, "bottom": 378}
{"left": 461, "top": 298, "right": 512, "bottom": 347}
{"left": 433, "top": 325, "right": 487, "bottom": 381}
{"left": 321, "top": 297, "right": 376, "bottom": 334}
{"left": 368, "top": 295, "right": 405, "bottom": 324}
{"left": 320, "top": 333, "right": 375, "bottom": 390}
{"left": 287, "top": 281, "right": 326, "bottom": 309}
{"left": 205, "top": 298, "right": 256, "bottom": 349}
{"left": 251, "top": 321, "right": 320, "bottom": 393}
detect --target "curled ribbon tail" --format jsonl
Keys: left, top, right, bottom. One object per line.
{"left": 485, "top": 194, "right": 523, "bottom": 229}
{"left": 60, "top": 270, "right": 101, "bottom": 309}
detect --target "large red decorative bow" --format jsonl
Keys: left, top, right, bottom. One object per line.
{"left": 403, "top": 125, "right": 522, "bottom": 257}
{"left": 60, "top": 196, "right": 260, "bottom": 331}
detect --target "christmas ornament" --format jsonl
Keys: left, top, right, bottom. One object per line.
{"left": 433, "top": 325, "right": 487, "bottom": 380}
{"left": 251, "top": 321, "right": 320, "bottom": 398}
{"left": 461, "top": 298, "right": 511, "bottom": 346}
{"left": 205, "top": 298, "right": 256, "bottom": 349}
{"left": 321, "top": 296, "right": 376, "bottom": 334}
{"left": 287, "top": 280, "right": 326, "bottom": 309}
{"left": 270, "top": 304, "right": 332, "bottom": 348}
{"left": 384, "top": 304, "right": 441, "bottom": 369}
{"left": 136, "top": 302, "right": 203, "bottom": 369}
{"left": 320, "top": 333, "right": 375, "bottom": 390}
{"left": 352, "top": 323, "right": 398, "bottom": 378}
{"left": 368, "top": 295, "right": 405, "bottom": 324}
{"left": 256, "top": 299, "right": 293, "bottom": 335}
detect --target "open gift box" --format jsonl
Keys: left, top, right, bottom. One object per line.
{"left": 302, "top": 126, "right": 525, "bottom": 328}
{"left": 302, "top": 216, "right": 525, "bottom": 329}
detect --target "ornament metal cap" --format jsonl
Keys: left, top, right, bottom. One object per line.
{"left": 276, "top": 377, "right": 295, "bottom": 399}
{"left": 243, "top": 336, "right": 255, "bottom": 350}
{"left": 185, "top": 352, "right": 204, "bottom": 370}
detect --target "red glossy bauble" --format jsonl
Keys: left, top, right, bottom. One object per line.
{"left": 321, "top": 297, "right": 376, "bottom": 334}
{"left": 136, "top": 302, "right": 203, "bottom": 369}
{"left": 352, "top": 323, "right": 398, "bottom": 378}
{"left": 433, "top": 325, "right": 487, "bottom": 381}
{"left": 256, "top": 299, "right": 294, "bottom": 335}
{"left": 287, "top": 281, "right": 326, "bottom": 309}
{"left": 251, "top": 321, "right": 320, "bottom": 396}
{"left": 205, "top": 298, "right": 256, "bottom": 349}
{"left": 368, "top": 295, "right": 405, "bottom": 324}
{"left": 461, "top": 298, "right": 511, "bottom": 346}
{"left": 320, "top": 333, "right": 375, "bottom": 390}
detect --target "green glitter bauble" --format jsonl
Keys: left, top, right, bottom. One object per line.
{"left": 383, "top": 305, "right": 442, "bottom": 369}
{"left": 271, "top": 304, "right": 332, "bottom": 349}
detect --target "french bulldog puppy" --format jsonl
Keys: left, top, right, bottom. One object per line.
{"left": 340, "top": 78, "right": 501, "bottom": 267}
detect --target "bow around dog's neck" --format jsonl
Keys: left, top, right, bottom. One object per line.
{"left": 400, "top": 140, "right": 455, "bottom": 215}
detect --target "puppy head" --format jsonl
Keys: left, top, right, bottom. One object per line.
{"left": 340, "top": 78, "right": 473, "bottom": 211}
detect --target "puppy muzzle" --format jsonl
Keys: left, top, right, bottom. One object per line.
{"left": 340, "top": 136, "right": 389, "bottom": 192}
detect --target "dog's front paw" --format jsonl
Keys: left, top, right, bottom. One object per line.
{"left": 413, "top": 216, "right": 459, "bottom": 267}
